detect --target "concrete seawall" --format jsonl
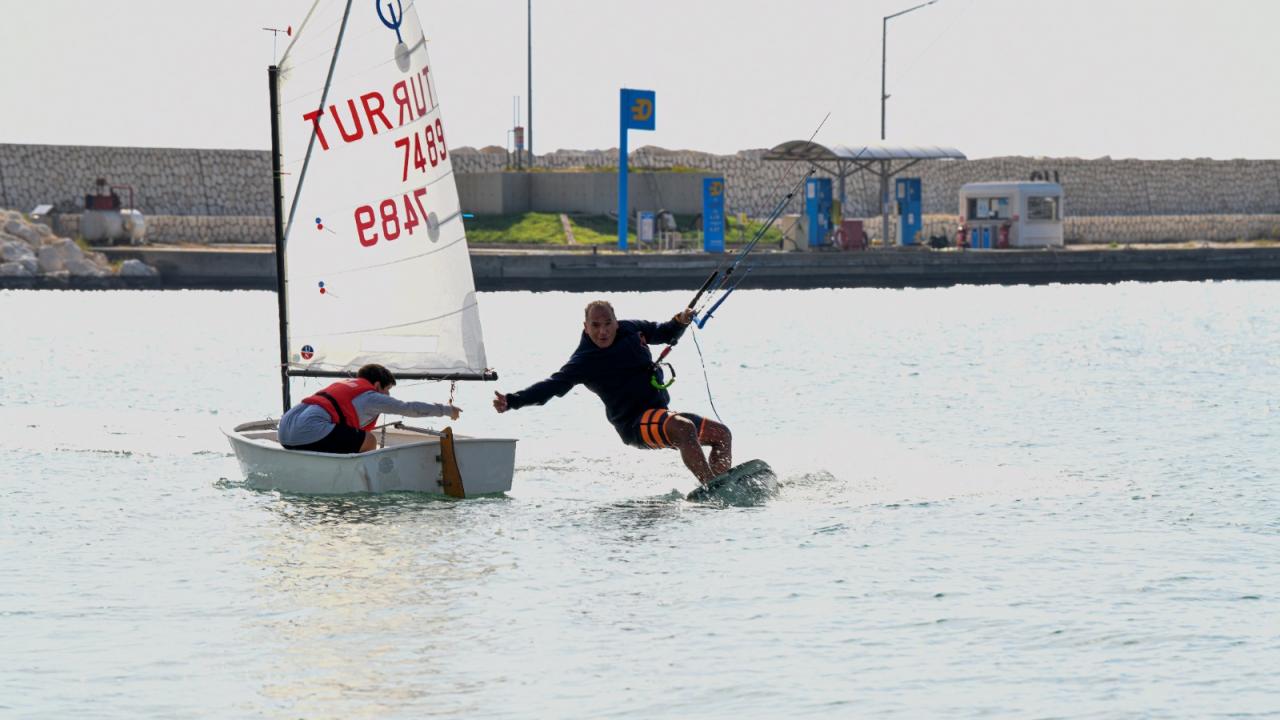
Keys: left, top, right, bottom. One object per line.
{"left": 5, "top": 143, "right": 1280, "bottom": 246}
{"left": 5, "top": 244, "right": 1273, "bottom": 292}
{"left": 470, "top": 246, "right": 1280, "bottom": 291}
{"left": 7, "top": 143, "right": 1280, "bottom": 220}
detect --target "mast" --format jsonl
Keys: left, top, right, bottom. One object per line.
{"left": 268, "top": 64, "right": 291, "bottom": 414}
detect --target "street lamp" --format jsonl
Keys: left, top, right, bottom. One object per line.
{"left": 527, "top": 0, "right": 533, "bottom": 166}
{"left": 877, "top": 0, "right": 936, "bottom": 248}
{"left": 881, "top": 0, "right": 937, "bottom": 141}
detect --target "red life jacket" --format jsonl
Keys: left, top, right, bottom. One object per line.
{"left": 301, "top": 378, "right": 378, "bottom": 431}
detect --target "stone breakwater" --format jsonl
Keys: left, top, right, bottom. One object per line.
{"left": 0, "top": 145, "right": 266, "bottom": 215}
{"left": 2, "top": 143, "right": 1279, "bottom": 244}
{"left": 0, "top": 209, "right": 158, "bottom": 282}
{"left": 51, "top": 214, "right": 274, "bottom": 246}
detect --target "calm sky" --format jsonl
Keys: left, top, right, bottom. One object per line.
{"left": 3, "top": 0, "right": 1277, "bottom": 159}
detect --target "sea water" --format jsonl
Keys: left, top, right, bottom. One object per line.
{"left": 1, "top": 282, "right": 1277, "bottom": 718}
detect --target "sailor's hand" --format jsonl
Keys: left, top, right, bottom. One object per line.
{"left": 493, "top": 391, "right": 509, "bottom": 413}
{"left": 448, "top": 405, "right": 462, "bottom": 421}
{"left": 675, "top": 308, "right": 695, "bottom": 326}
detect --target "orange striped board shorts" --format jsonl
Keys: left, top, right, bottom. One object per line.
{"left": 622, "top": 409, "right": 707, "bottom": 450}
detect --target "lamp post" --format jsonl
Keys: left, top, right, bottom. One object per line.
{"left": 526, "top": 0, "right": 533, "bottom": 166}
{"left": 879, "top": 0, "right": 935, "bottom": 248}
{"left": 881, "top": 0, "right": 936, "bottom": 141}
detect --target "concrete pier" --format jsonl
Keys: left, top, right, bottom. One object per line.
{"left": 468, "top": 245, "right": 1280, "bottom": 291}
{"left": 2, "top": 243, "right": 1267, "bottom": 291}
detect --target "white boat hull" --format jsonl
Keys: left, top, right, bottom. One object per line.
{"left": 223, "top": 421, "right": 516, "bottom": 497}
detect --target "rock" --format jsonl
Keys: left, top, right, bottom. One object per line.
{"left": 118, "top": 259, "right": 159, "bottom": 277}
{"left": 0, "top": 261, "right": 34, "bottom": 277}
{"left": 84, "top": 249, "right": 111, "bottom": 270}
{"left": 15, "top": 222, "right": 42, "bottom": 244}
{"left": 1, "top": 238, "right": 36, "bottom": 264}
{"left": 65, "top": 256, "right": 108, "bottom": 277}
{"left": 3, "top": 219, "right": 37, "bottom": 244}
{"left": 37, "top": 237, "right": 85, "bottom": 273}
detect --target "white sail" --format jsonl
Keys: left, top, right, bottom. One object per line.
{"left": 224, "top": 0, "right": 517, "bottom": 498}
{"left": 275, "top": 0, "right": 487, "bottom": 377}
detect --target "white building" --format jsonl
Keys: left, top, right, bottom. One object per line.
{"left": 959, "top": 181, "right": 1064, "bottom": 248}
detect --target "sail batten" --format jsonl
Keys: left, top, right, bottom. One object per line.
{"left": 276, "top": 0, "right": 489, "bottom": 378}
{"left": 290, "top": 234, "right": 467, "bottom": 281}
{"left": 295, "top": 300, "right": 478, "bottom": 338}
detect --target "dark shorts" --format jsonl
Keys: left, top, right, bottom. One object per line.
{"left": 282, "top": 423, "right": 367, "bottom": 454}
{"left": 619, "top": 409, "right": 707, "bottom": 450}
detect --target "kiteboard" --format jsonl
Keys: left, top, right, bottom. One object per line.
{"left": 686, "top": 459, "right": 777, "bottom": 504}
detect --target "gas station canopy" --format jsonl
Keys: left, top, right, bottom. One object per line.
{"left": 763, "top": 141, "right": 967, "bottom": 247}
{"left": 763, "top": 142, "right": 966, "bottom": 164}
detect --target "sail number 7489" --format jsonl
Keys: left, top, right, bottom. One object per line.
{"left": 355, "top": 188, "right": 428, "bottom": 247}
{"left": 394, "top": 119, "right": 448, "bottom": 181}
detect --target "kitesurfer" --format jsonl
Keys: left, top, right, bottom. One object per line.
{"left": 492, "top": 300, "right": 731, "bottom": 485}
{"left": 278, "top": 363, "right": 461, "bottom": 454}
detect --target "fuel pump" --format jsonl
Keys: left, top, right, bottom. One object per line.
{"left": 803, "top": 177, "right": 833, "bottom": 248}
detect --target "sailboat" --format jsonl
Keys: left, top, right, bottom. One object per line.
{"left": 224, "top": 0, "right": 516, "bottom": 496}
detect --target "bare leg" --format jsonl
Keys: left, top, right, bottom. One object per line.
{"left": 665, "top": 416, "right": 714, "bottom": 484}
{"left": 359, "top": 431, "right": 377, "bottom": 453}
{"left": 699, "top": 420, "right": 733, "bottom": 476}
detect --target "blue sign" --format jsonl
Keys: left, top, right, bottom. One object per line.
{"left": 620, "top": 89, "right": 656, "bottom": 131}
{"left": 702, "top": 177, "right": 725, "bottom": 253}
{"left": 618, "top": 88, "right": 656, "bottom": 250}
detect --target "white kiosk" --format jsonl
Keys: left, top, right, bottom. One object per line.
{"left": 959, "top": 181, "right": 1063, "bottom": 248}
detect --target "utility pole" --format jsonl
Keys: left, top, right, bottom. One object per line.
{"left": 527, "top": 0, "right": 533, "bottom": 166}
{"left": 879, "top": 0, "right": 936, "bottom": 248}
{"left": 881, "top": 0, "right": 936, "bottom": 140}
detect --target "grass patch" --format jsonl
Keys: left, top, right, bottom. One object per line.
{"left": 463, "top": 211, "right": 784, "bottom": 247}
{"left": 563, "top": 214, "right": 635, "bottom": 244}
{"left": 637, "top": 165, "right": 711, "bottom": 174}
{"left": 725, "top": 214, "right": 784, "bottom": 247}
{"left": 508, "top": 165, "right": 712, "bottom": 174}
{"left": 464, "top": 212, "right": 630, "bottom": 245}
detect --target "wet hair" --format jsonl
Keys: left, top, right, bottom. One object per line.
{"left": 357, "top": 363, "right": 396, "bottom": 389}
{"left": 583, "top": 300, "right": 616, "bottom": 321}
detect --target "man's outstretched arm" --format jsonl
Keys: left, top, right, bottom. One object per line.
{"left": 493, "top": 360, "right": 586, "bottom": 413}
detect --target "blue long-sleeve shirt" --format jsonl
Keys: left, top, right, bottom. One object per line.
{"left": 506, "top": 318, "right": 687, "bottom": 435}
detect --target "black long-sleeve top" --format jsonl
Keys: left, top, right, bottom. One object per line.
{"left": 506, "top": 318, "right": 687, "bottom": 436}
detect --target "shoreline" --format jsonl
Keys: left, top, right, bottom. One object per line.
{"left": 2, "top": 243, "right": 1279, "bottom": 291}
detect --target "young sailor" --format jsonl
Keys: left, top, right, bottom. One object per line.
{"left": 492, "top": 300, "right": 732, "bottom": 485}
{"left": 278, "top": 363, "right": 461, "bottom": 454}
